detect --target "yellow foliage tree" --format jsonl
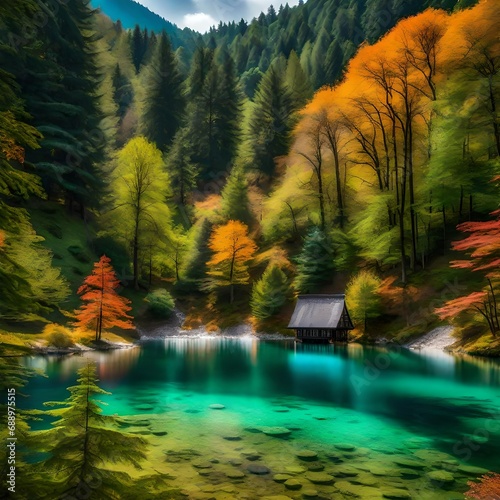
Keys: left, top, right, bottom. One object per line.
{"left": 206, "top": 220, "right": 257, "bottom": 303}
{"left": 346, "top": 270, "right": 382, "bottom": 333}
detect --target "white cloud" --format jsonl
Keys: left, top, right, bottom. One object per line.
{"left": 181, "top": 12, "right": 218, "bottom": 32}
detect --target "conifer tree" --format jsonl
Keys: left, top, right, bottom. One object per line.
{"left": 249, "top": 59, "right": 295, "bottom": 175}
{"left": 131, "top": 24, "right": 144, "bottom": 73}
{"left": 251, "top": 264, "right": 289, "bottom": 319}
{"left": 220, "top": 167, "right": 251, "bottom": 224}
{"left": 293, "top": 227, "right": 335, "bottom": 293}
{"left": 181, "top": 218, "right": 213, "bottom": 291}
{"left": 141, "top": 32, "right": 185, "bottom": 151}
{"left": 112, "top": 64, "right": 133, "bottom": 122}
{"left": 285, "top": 50, "right": 313, "bottom": 107}
{"left": 34, "top": 363, "right": 147, "bottom": 499}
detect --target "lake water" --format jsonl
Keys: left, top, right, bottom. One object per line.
{"left": 22, "top": 339, "right": 500, "bottom": 499}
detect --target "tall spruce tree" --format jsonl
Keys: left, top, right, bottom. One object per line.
{"left": 249, "top": 58, "right": 295, "bottom": 175}
{"left": 220, "top": 166, "right": 251, "bottom": 223}
{"left": 141, "top": 32, "right": 185, "bottom": 151}
{"left": 293, "top": 227, "right": 335, "bottom": 293}
{"left": 251, "top": 264, "right": 289, "bottom": 319}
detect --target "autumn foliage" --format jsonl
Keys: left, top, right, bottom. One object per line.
{"left": 74, "top": 255, "right": 134, "bottom": 341}
{"left": 436, "top": 208, "right": 500, "bottom": 336}
{"left": 207, "top": 221, "right": 257, "bottom": 303}
{"left": 465, "top": 472, "right": 500, "bottom": 500}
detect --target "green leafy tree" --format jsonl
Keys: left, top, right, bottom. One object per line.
{"left": 145, "top": 289, "right": 175, "bottom": 318}
{"left": 346, "top": 270, "right": 382, "bottom": 333}
{"left": 251, "top": 264, "right": 289, "bottom": 319}
{"left": 293, "top": 227, "right": 335, "bottom": 293}
{"left": 33, "top": 363, "right": 147, "bottom": 499}
{"left": 105, "top": 137, "right": 172, "bottom": 290}
{"left": 141, "top": 32, "right": 185, "bottom": 151}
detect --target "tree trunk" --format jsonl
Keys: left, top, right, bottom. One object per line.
{"left": 488, "top": 74, "right": 500, "bottom": 158}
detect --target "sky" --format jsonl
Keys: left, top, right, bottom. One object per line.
{"left": 135, "top": 0, "right": 301, "bottom": 33}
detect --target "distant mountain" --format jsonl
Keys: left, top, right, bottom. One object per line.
{"left": 90, "top": 0, "right": 194, "bottom": 47}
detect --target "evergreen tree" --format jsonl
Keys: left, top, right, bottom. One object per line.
{"left": 111, "top": 64, "right": 133, "bottom": 121}
{"left": 141, "top": 32, "right": 185, "bottom": 151}
{"left": 181, "top": 218, "right": 213, "bottom": 291}
{"left": 249, "top": 59, "right": 295, "bottom": 175}
{"left": 220, "top": 167, "right": 251, "bottom": 223}
{"left": 285, "top": 50, "right": 313, "bottom": 107}
{"left": 310, "top": 27, "right": 332, "bottom": 88}
{"left": 131, "top": 24, "right": 144, "bottom": 73}
{"left": 19, "top": 0, "right": 105, "bottom": 212}
{"left": 33, "top": 363, "right": 147, "bottom": 499}
{"left": 293, "top": 227, "right": 335, "bottom": 293}
{"left": 251, "top": 264, "right": 289, "bottom": 319}
{"left": 324, "top": 40, "right": 344, "bottom": 84}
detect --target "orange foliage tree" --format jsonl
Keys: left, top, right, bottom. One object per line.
{"left": 74, "top": 255, "right": 134, "bottom": 341}
{"left": 465, "top": 472, "right": 500, "bottom": 500}
{"left": 436, "top": 207, "right": 500, "bottom": 336}
{"left": 206, "top": 220, "right": 257, "bottom": 304}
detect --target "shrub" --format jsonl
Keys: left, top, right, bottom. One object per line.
{"left": 145, "top": 289, "right": 175, "bottom": 319}
{"left": 44, "top": 324, "right": 75, "bottom": 349}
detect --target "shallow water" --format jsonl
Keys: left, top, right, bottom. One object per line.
{"left": 23, "top": 339, "right": 500, "bottom": 499}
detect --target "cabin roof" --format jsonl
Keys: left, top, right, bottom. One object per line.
{"left": 287, "top": 294, "right": 354, "bottom": 330}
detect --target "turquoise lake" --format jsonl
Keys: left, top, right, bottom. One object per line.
{"left": 22, "top": 339, "right": 500, "bottom": 499}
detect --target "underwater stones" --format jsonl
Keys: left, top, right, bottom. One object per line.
{"left": 305, "top": 472, "right": 334, "bottom": 485}
{"left": 273, "top": 407, "right": 290, "bottom": 413}
{"left": 185, "top": 409, "right": 201, "bottom": 414}
{"left": 334, "top": 443, "right": 356, "bottom": 452}
{"left": 261, "top": 427, "right": 292, "bottom": 437}
{"left": 332, "top": 465, "right": 359, "bottom": 477}
{"left": 334, "top": 480, "right": 381, "bottom": 498}
{"left": 325, "top": 451, "right": 343, "bottom": 463}
{"left": 225, "top": 470, "right": 245, "bottom": 480}
{"left": 413, "top": 449, "right": 452, "bottom": 463}
{"left": 240, "top": 449, "right": 261, "bottom": 461}
{"left": 273, "top": 474, "right": 293, "bottom": 483}
{"left": 284, "top": 478, "right": 302, "bottom": 490}
{"left": 285, "top": 465, "right": 307, "bottom": 474}
{"left": 164, "top": 448, "right": 201, "bottom": 463}
{"left": 228, "top": 459, "right": 243, "bottom": 466}
{"left": 209, "top": 404, "right": 225, "bottom": 410}
{"left": 307, "top": 462, "right": 325, "bottom": 472}
{"left": 457, "top": 465, "right": 489, "bottom": 476}
{"left": 302, "top": 489, "right": 319, "bottom": 498}
{"left": 296, "top": 450, "right": 318, "bottom": 461}
{"left": 398, "top": 468, "right": 421, "bottom": 479}
{"left": 118, "top": 417, "right": 151, "bottom": 428}
{"left": 427, "top": 470, "right": 455, "bottom": 484}
{"left": 392, "top": 456, "right": 426, "bottom": 469}
{"left": 192, "top": 459, "right": 213, "bottom": 469}
{"left": 351, "top": 473, "right": 379, "bottom": 486}
{"left": 261, "top": 496, "right": 294, "bottom": 500}
{"left": 222, "top": 433, "right": 241, "bottom": 441}
{"left": 247, "top": 464, "right": 271, "bottom": 475}
{"left": 381, "top": 488, "right": 412, "bottom": 499}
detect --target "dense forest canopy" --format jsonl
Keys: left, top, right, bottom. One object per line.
{"left": 0, "top": 0, "right": 498, "bottom": 352}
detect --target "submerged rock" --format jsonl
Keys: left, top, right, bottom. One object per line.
{"left": 226, "top": 470, "right": 245, "bottom": 479}
{"left": 392, "top": 456, "right": 426, "bottom": 469}
{"left": 427, "top": 470, "right": 455, "bottom": 484}
{"left": 240, "top": 449, "right": 261, "bottom": 461}
{"left": 296, "top": 450, "right": 318, "bottom": 461}
{"left": 334, "top": 480, "right": 381, "bottom": 498}
{"left": 222, "top": 433, "right": 242, "bottom": 441}
{"left": 209, "top": 404, "right": 225, "bottom": 410}
{"left": 305, "top": 472, "right": 334, "bottom": 484}
{"left": 284, "top": 478, "right": 302, "bottom": 490}
{"left": 334, "top": 443, "right": 356, "bottom": 452}
{"left": 382, "top": 487, "right": 412, "bottom": 499}
{"left": 307, "top": 462, "right": 325, "bottom": 472}
{"left": 261, "top": 427, "right": 292, "bottom": 437}
{"left": 192, "top": 459, "right": 213, "bottom": 469}
{"left": 457, "top": 464, "right": 489, "bottom": 476}
{"left": 273, "top": 474, "right": 293, "bottom": 483}
{"left": 302, "top": 489, "right": 319, "bottom": 498}
{"left": 247, "top": 464, "right": 271, "bottom": 475}
{"left": 285, "top": 465, "right": 307, "bottom": 474}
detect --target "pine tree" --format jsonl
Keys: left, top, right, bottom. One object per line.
{"left": 74, "top": 255, "right": 134, "bottom": 341}
{"left": 285, "top": 50, "right": 313, "bottom": 107}
{"left": 131, "top": 24, "right": 144, "bottom": 73}
{"left": 251, "top": 264, "right": 289, "bottom": 319}
{"left": 167, "top": 127, "right": 199, "bottom": 205}
{"left": 293, "top": 227, "right": 335, "bottom": 293}
{"left": 181, "top": 218, "right": 213, "bottom": 292}
{"left": 249, "top": 59, "right": 295, "bottom": 175}
{"left": 220, "top": 167, "right": 251, "bottom": 224}
{"left": 324, "top": 40, "right": 344, "bottom": 84}
{"left": 34, "top": 363, "right": 147, "bottom": 499}
{"left": 112, "top": 64, "right": 133, "bottom": 122}
{"left": 310, "top": 27, "right": 332, "bottom": 88}
{"left": 141, "top": 32, "right": 185, "bottom": 151}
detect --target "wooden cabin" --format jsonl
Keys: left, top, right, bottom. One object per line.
{"left": 287, "top": 294, "right": 354, "bottom": 343}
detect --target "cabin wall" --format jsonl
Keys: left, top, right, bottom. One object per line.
{"left": 295, "top": 329, "right": 348, "bottom": 343}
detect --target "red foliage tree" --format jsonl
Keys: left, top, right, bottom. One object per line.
{"left": 436, "top": 207, "right": 500, "bottom": 336}
{"left": 465, "top": 472, "right": 500, "bottom": 500}
{"left": 74, "top": 255, "right": 134, "bottom": 341}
